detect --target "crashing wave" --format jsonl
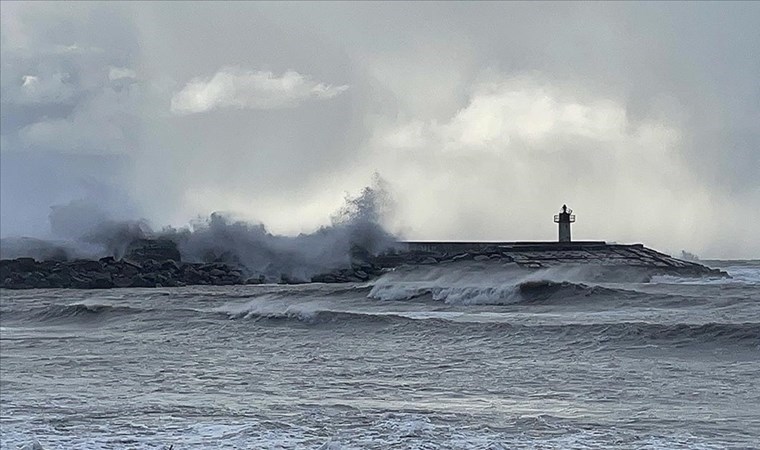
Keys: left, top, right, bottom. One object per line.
{"left": 0, "top": 175, "right": 397, "bottom": 283}
{"left": 24, "top": 302, "right": 149, "bottom": 322}
{"left": 367, "top": 264, "right": 633, "bottom": 305}
{"left": 214, "top": 297, "right": 400, "bottom": 325}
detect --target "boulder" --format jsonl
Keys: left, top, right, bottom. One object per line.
{"left": 311, "top": 274, "right": 336, "bottom": 283}
{"left": 280, "top": 274, "right": 307, "bottom": 284}
{"left": 354, "top": 270, "right": 369, "bottom": 281}
{"left": 90, "top": 273, "right": 114, "bottom": 289}
{"left": 113, "top": 275, "right": 134, "bottom": 288}
{"left": 209, "top": 268, "right": 227, "bottom": 278}
{"left": 182, "top": 266, "right": 204, "bottom": 284}
{"left": 46, "top": 273, "right": 66, "bottom": 287}
{"left": 160, "top": 260, "right": 180, "bottom": 273}
{"left": 13, "top": 257, "right": 38, "bottom": 272}
{"left": 130, "top": 274, "right": 156, "bottom": 288}
{"left": 70, "top": 259, "right": 103, "bottom": 272}
{"left": 228, "top": 270, "right": 243, "bottom": 279}
{"left": 118, "top": 261, "right": 140, "bottom": 278}
{"left": 70, "top": 275, "right": 93, "bottom": 289}
{"left": 140, "top": 259, "right": 159, "bottom": 272}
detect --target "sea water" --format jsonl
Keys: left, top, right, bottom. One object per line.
{"left": 1, "top": 261, "right": 759, "bottom": 449}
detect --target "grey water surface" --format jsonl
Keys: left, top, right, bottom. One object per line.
{"left": 1, "top": 262, "right": 759, "bottom": 449}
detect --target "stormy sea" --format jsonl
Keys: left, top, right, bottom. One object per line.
{"left": 1, "top": 260, "right": 758, "bottom": 449}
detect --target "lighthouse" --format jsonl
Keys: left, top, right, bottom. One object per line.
{"left": 554, "top": 205, "right": 575, "bottom": 242}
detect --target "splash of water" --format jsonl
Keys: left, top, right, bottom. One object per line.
{"left": 0, "top": 175, "right": 397, "bottom": 281}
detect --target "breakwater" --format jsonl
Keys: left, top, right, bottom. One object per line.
{"left": 0, "top": 239, "right": 727, "bottom": 289}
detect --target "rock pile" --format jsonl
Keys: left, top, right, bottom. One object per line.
{"left": 310, "top": 262, "right": 384, "bottom": 283}
{"left": 0, "top": 233, "right": 389, "bottom": 289}
{"left": 0, "top": 257, "right": 252, "bottom": 289}
{"left": 370, "top": 246, "right": 514, "bottom": 268}
{"left": 0, "top": 256, "right": 389, "bottom": 289}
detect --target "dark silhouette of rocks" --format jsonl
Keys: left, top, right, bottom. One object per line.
{"left": 0, "top": 256, "right": 251, "bottom": 289}
{"left": 0, "top": 239, "right": 727, "bottom": 290}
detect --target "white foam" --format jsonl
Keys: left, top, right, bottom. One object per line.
{"left": 367, "top": 264, "right": 592, "bottom": 304}
{"left": 652, "top": 265, "right": 760, "bottom": 285}
{"left": 213, "top": 295, "right": 323, "bottom": 321}
{"left": 0, "top": 411, "right": 737, "bottom": 449}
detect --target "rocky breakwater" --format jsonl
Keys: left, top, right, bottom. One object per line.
{"left": 380, "top": 242, "right": 730, "bottom": 280}
{"left": 0, "top": 239, "right": 247, "bottom": 289}
{"left": 0, "top": 256, "right": 251, "bottom": 289}
{"left": 0, "top": 239, "right": 728, "bottom": 290}
{"left": 0, "top": 239, "right": 387, "bottom": 290}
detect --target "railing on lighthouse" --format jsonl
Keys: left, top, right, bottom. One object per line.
{"left": 553, "top": 205, "right": 575, "bottom": 242}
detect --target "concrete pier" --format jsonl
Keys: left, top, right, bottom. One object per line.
{"left": 383, "top": 240, "right": 725, "bottom": 277}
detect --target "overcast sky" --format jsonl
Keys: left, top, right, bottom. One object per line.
{"left": 1, "top": 1, "right": 759, "bottom": 258}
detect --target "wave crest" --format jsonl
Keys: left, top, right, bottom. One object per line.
{"left": 214, "top": 298, "right": 398, "bottom": 325}
{"left": 368, "top": 264, "right": 630, "bottom": 305}
{"left": 25, "top": 302, "right": 149, "bottom": 322}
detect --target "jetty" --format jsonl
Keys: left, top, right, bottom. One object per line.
{"left": 375, "top": 205, "right": 724, "bottom": 279}
{"left": 0, "top": 205, "right": 727, "bottom": 289}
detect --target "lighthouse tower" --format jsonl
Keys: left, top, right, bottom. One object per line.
{"left": 553, "top": 205, "right": 575, "bottom": 242}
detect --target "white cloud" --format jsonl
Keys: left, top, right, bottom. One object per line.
{"left": 53, "top": 43, "right": 103, "bottom": 55}
{"left": 440, "top": 80, "right": 627, "bottom": 149}
{"left": 170, "top": 67, "right": 349, "bottom": 115}
{"left": 16, "top": 72, "right": 76, "bottom": 104}
{"left": 108, "top": 66, "right": 137, "bottom": 81}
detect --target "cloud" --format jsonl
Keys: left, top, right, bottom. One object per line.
{"left": 108, "top": 66, "right": 136, "bottom": 81}
{"left": 12, "top": 72, "right": 76, "bottom": 104}
{"left": 18, "top": 85, "right": 140, "bottom": 154}
{"left": 170, "top": 67, "right": 349, "bottom": 115}
{"left": 53, "top": 44, "right": 104, "bottom": 55}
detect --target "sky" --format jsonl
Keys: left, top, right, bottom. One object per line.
{"left": 1, "top": 1, "right": 759, "bottom": 258}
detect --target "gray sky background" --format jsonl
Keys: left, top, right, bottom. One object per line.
{"left": 1, "top": 1, "right": 758, "bottom": 258}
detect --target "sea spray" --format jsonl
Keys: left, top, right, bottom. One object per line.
{"left": 0, "top": 175, "right": 398, "bottom": 281}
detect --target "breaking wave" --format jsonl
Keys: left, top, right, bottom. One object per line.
{"left": 564, "top": 321, "right": 760, "bottom": 347}
{"left": 209, "top": 299, "right": 760, "bottom": 346}
{"left": 213, "top": 297, "right": 400, "bottom": 325}
{"left": 368, "top": 279, "right": 628, "bottom": 305}
{"left": 5, "top": 301, "right": 196, "bottom": 324}
{"left": 3, "top": 292, "right": 757, "bottom": 348}
{"left": 367, "top": 264, "right": 639, "bottom": 305}
{"left": 27, "top": 303, "right": 148, "bottom": 322}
